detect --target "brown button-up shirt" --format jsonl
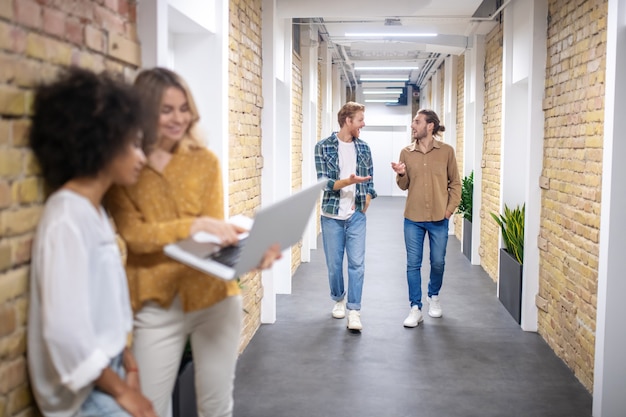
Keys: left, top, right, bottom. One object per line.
{"left": 396, "top": 139, "right": 461, "bottom": 222}
{"left": 106, "top": 141, "right": 240, "bottom": 313}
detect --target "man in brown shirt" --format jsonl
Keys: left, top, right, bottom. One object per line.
{"left": 391, "top": 109, "right": 461, "bottom": 327}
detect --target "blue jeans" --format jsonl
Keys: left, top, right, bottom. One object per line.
{"left": 321, "top": 211, "right": 366, "bottom": 310}
{"left": 404, "top": 218, "right": 449, "bottom": 310}
{"left": 80, "top": 352, "right": 131, "bottom": 417}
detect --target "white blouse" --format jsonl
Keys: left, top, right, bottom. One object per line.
{"left": 27, "top": 190, "right": 132, "bottom": 417}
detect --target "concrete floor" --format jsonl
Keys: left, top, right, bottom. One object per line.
{"left": 233, "top": 197, "right": 592, "bottom": 417}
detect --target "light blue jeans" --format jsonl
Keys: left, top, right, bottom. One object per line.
{"left": 321, "top": 211, "right": 366, "bottom": 310}
{"left": 80, "top": 352, "right": 131, "bottom": 417}
{"left": 404, "top": 218, "right": 449, "bottom": 310}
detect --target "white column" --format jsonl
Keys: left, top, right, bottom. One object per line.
{"left": 444, "top": 56, "right": 458, "bottom": 235}
{"left": 259, "top": 0, "right": 292, "bottom": 322}
{"left": 313, "top": 40, "right": 333, "bottom": 252}
{"left": 520, "top": 0, "right": 548, "bottom": 332}
{"left": 463, "top": 35, "right": 485, "bottom": 266}
{"left": 298, "top": 24, "right": 319, "bottom": 267}
{"left": 593, "top": 0, "right": 626, "bottom": 414}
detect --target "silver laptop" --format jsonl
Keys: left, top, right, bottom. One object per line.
{"left": 164, "top": 179, "right": 326, "bottom": 280}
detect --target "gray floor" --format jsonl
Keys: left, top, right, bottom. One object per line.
{"left": 233, "top": 197, "right": 592, "bottom": 417}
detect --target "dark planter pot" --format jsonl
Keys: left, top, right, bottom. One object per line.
{"left": 172, "top": 351, "right": 197, "bottom": 417}
{"left": 462, "top": 218, "right": 472, "bottom": 261}
{"left": 498, "top": 248, "right": 523, "bottom": 324}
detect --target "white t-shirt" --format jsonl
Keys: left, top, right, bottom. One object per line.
{"left": 27, "top": 189, "right": 133, "bottom": 417}
{"left": 324, "top": 139, "right": 357, "bottom": 220}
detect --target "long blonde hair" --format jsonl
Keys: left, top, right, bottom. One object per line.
{"left": 133, "top": 67, "right": 204, "bottom": 152}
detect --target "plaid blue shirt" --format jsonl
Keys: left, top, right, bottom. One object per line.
{"left": 314, "top": 132, "right": 377, "bottom": 215}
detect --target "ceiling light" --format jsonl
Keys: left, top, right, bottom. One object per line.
{"left": 355, "top": 66, "right": 419, "bottom": 71}
{"left": 364, "top": 99, "right": 399, "bottom": 103}
{"left": 346, "top": 33, "right": 437, "bottom": 38}
{"left": 362, "top": 89, "right": 403, "bottom": 95}
{"left": 360, "top": 77, "right": 409, "bottom": 82}
{"left": 361, "top": 82, "right": 406, "bottom": 88}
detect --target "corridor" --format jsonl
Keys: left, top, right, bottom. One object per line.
{"left": 233, "top": 197, "right": 592, "bottom": 417}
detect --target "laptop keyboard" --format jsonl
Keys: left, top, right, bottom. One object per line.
{"left": 208, "top": 237, "right": 248, "bottom": 267}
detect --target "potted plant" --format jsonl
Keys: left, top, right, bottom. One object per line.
{"left": 491, "top": 203, "right": 525, "bottom": 324}
{"left": 456, "top": 171, "right": 473, "bottom": 260}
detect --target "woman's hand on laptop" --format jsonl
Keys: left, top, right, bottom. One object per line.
{"left": 190, "top": 217, "right": 245, "bottom": 247}
{"left": 257, "top": 244, "right": 282, "bottom": 270}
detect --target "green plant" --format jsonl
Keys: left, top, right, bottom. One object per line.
{"left": 491, "top": 203, "right": 525, "bottom": 264}
{"left": 456, "top": 171, "right": 473, "bottom": 222}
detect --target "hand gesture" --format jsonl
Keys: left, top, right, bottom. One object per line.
{"left": 348, "top": 174, "right": 371, "bottom": 184}
{"left": 391, "top": 162, "right": 406, "bottom": 175}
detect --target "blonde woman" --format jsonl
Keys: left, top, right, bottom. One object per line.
{"left": 107, "top": 67, "right": 278, "bottom": 417}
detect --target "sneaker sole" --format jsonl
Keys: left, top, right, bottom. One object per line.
{"left": 428, "top": 310, "right": 442, "bottom": 318}
{"left": 403, "top": 320, "right": 423, "bottom": 328}
{"left": 332, "top": 312, "right": 346, "bottom": 319}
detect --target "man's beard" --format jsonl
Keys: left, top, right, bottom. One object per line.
{"left": 412, "top": 130, "right": 425, "bottom": 142}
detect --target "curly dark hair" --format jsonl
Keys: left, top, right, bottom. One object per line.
{"left": 29, "top": 67, "right": 144, "bottom": 190}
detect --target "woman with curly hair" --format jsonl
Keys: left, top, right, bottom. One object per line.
{"left": 106, "top": 67, "right": 279, "bottom": 417}
{"left": 27, "top": 67, "right": 157, "bottom": 417}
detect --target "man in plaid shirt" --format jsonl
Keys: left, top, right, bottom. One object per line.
{"left": 314, "top": 101, "right": 377, "bottom": 331}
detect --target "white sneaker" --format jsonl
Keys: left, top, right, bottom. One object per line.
{"left": 332, "top": 300, "right": 346, "bottom": 319}
{"left": 428, "top": 295, "right": 443, "bottom": 318}
{"left": 347, "top": 309, "right": 362, "bottom": 330}
{"left": 403, "top": 306, "right": 423, "bottom": 327}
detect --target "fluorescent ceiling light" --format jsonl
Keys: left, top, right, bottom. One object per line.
{"left": 355, "top": 66, "right": 419, "bottom": 71}
{"left": 346, "top": 33, "right": 437, "bottom": 37}
{"left": 364, "top": 99, "right": 399, "bottom": 103}
{"left": 360, "top": 77, "right": 409, "bottom": 82}
{"left": 361, "top": 82, "right": 406, "bottom": 88}
{"left": 363, "top": 89, "right": 403, "bottom": 95}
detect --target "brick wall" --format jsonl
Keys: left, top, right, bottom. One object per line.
{"left": 454, "top": 54, "right": 465, "bottom": 239}
{"left": 0, "top": 1, "right": 139, "bottom": 415}
{"left": 539, "top": 0, "right": 607, "bottom": 391}
{"left": 228, "top": 0, "right": 264, "bottom": 350}
{"left": 291, "top": 52, "right": 303, "bottom": 274}
{"left": 480, "top": 22, "right": 504, "bottom": 281}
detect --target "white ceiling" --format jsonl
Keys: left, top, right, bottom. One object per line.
{"left": 276, "top": 0, "right": 505, "bottom": 89}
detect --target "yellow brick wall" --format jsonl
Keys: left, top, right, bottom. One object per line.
{"left": 0, "top": 1, "right": 140, "bottom": 415}
{"left": 480, "top": 22, "right": 503, "bottom": 281}
{"left": 291, "top": 52, "right": 303, "bottom": 274}
{"left": 539, "top": 0, "right": 607, "bottom": 391}
{"left": 454, "top": 54, "right": 465, "bottom": 239}
{"left": 228, "top": 0, "right": 264, "bottom": 350}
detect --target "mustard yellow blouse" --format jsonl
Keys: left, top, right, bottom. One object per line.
{"left": 107, "top": 141, "right": 240, "bottom": 313}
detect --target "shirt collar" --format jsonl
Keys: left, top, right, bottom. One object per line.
{"left": 409, "top": 139, "right": 440, "bottom": 153}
